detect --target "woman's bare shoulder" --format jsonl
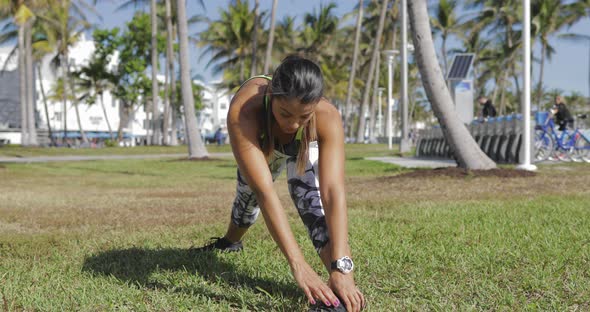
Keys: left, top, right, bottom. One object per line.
{"left": 315, "top": 98, "right": 342, "bottom": 123}
{"left": 231, "top": 78, "right": 270, "bottom": 107}
{"left": 315, "top": 98, "right": 344, "bottom": 139}
{"left": 229, "top": 78, "right": 269, "bottom": 114}
{"left": 228, "top": 78, "right": 270, "bottom": 123}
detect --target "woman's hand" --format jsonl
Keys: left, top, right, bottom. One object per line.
{"left": 328, "top": 272, "right": 366, "bottom": 312}
{"left": 291, "top": 260, "right": 341, "bottom": 307}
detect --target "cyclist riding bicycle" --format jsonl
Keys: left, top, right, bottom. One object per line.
{"left": 551, "top": 95, "right": 574, "bottom": 131}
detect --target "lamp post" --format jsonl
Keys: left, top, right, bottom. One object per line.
{"left": 400, "top": 0, "right": 411, "bottom": 153}
{"left": 517, "top": 0, "right": 537, "bottom": 171}
{"left": 383, "top": 49, "right": 399, "bottom": 150}
{"left": 377, "top": 87, "right": 385, "bottom": 137}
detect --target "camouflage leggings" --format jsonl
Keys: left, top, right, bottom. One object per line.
{"left": 231, "top": 142, "right": 329, "bottom": 253}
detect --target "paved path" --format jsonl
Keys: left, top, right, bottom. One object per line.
{"left": 1, "top": 154, "right": 455, "bottom": 168}
{"left": 366, "top": 156, "right": 456, "bottom": 168}
{"left": 0, "top": 153, "right": 234, "bottom": 163}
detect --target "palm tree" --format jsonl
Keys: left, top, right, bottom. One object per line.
{"left": 408, "top": 0, "right": 495, "bottom": 169}
{"left": 531, "top": 0, "right": 574, "bottom": 109}
{"left": 163, "top": 0, "right": 175, "bottom": 145}
{"left": 468, "top": 0, "right": 522, "bottom": 115}
{"left": 0, "top": 1, "right": 36, "bottom": 145}
{"left": 198, "top": 0, "right": 257, "bottom": 89}
{"left": 118, "top": 0, "right": 180, "bottom": 145}
{"left": 72, "top": 55, "right": 115, "bottom": 140}
{"left": 31, "top": 23, "right": 58, "bottom": 145}
{"left": 344, "top": 0, "right": 363, "bottom": 140}
{"left": 250, "top": 0, "right": 259, "bottom": 75}
{"left": 24, "top": 12, "right": 36, "bottom": 145}
{"left": 273, "top": 15, "right": 299, "bottom": 57}
{"left": 430, "top": 0, "right": 461, "bottom": 75}
{"left": 559, "top": 33, "right": 590, "bottom": 100}
{"left": 298, "top": 2, "right": 339, "bottom": 62}
{"left": 149, "top": 0, "right": 160, "bottom": 145}
{"left": 262, "top": 0, "right": 278, "bottom": 74}
{"left": 177, "top": 0, "right": 207, "bottom": 158}
{"left": 356, "top": 0, "right": 389, "bottom": 143}
{"left": 37, "top": 0, "right": 92, "bottom": 144}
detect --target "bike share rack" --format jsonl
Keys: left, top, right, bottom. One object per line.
{"left": 415, "top": 114, "right": 525, "bottom": 163}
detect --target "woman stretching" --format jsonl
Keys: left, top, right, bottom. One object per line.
{"left": 198, "top": 55, "right": 365, "bottom": 311}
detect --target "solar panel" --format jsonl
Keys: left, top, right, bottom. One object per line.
{"left": 447, "top": 54, "right": 474, "bottom": 80}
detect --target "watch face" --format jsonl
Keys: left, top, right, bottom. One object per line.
{"left": 337, "top": 256, "right": 354, "bottom": 274}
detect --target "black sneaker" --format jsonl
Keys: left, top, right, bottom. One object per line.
{"left": 191, "top": 237, "right": 243, "bottom": 253}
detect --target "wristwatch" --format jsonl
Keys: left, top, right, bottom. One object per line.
{"left": 330, "top": 256, "right": 354, "bottom": 274}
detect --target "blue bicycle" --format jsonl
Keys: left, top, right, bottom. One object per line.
{"left": 534, "top": 112, "right": 590, "bottom": 162}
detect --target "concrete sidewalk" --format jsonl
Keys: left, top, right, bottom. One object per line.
{"left": 0, "top": 153, "right": 233, "bottom": 163}
{"left": 366, "top": 156, "right": 456, "bottom": 168}
{"left": 0, "top": 153, "right": 454, "bottom": 168}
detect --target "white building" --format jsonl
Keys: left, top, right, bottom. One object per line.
{"left": 195, "top": 80, "right": 231, "bottom": 138}
{"left": 0, "top": 34, "right": 230, "bottom": 146}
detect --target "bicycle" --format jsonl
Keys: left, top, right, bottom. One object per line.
{"left": 534, "top": 111, "right": 590, "bottom": 162}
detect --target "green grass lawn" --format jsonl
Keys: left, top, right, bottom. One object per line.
{"left": 0, "top": 144, "right": 234, "bottom": 158}
{"left": 1, "top": 145, "right": 589, "bottom": 310}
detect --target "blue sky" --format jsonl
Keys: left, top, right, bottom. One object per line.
{"left": 91, "top": 0, "right": 590, "bottom": 98}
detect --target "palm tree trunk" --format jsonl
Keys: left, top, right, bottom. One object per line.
{"left": 408, "top": 0, "right": 495, "bottom": 169}
{"left": 499, "top": 70, "right": 509, "bottom": 115}
{"left": 442, "top": 34, "right": 448, "bottom": 75}
{"left": 18, "top": 24, "right": 28, "bottom": 146}
{"left": 65, "top": 57, "right": 87, "bottom": 144}
{"left": 73, "top": 98, "right": 87, "bottom": 144}
{"left": 389, "top": 16, "right": 399, "bottom": 137}
{"left": 356, "top": 0, "right": 389, "bottom": 143}
{"left": 62, "top": 52, "right": 69, "bottom": 144}
{"left": 239, "top": 53, "right": 245, "bottom": 82}
{"left": 151, "top": 0, "right": 161, "bottom": 145}
{"left": 512, "top": 72, "right": 521, "bottom": 111}
{"left": 536, "top": 40, "right": 547, "bottom": 108}
{"left": 250, "top": 0, "right": 259, "bottom": 76}
{"left": 263, "top": 0, "right": 278, "bottom": 74}
{"left": 177, "top": 0, "right": 208, "bottom": 158}
{"left": 117, "top": 104, "right": 129, "bottom": 142}
{"left": 170, "top": 106, "right": 178, "bottom": 146}
{"left": 368, "top": 53, "right": 380, "bottom": 142}
{"left": 162, "top": 0, "right": 174, "bottom": 146}
{"left": 25, "top": 21, "right": 37, "bottom": 146}
{"left": 491, "top": 77, "right": 499, "bottom": 110}
{"left": 344, "top": 0, "right": 363, "bottom": 140}
{"left": 163, "top": 54, "right": 171, "bottom": 146}
{"left": 37, "top": 64, "right": 54, "bottom": 145}
{"left": 100, "top": 94, "right": 114, "bottom": 140}
{"left": 169, "top": 23, "right": 179, "bottom": 146}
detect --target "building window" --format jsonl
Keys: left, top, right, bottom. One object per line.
{"left": 112, "top": 97, "right": 116, "bottom": 108}
{"left": 89, "top": 116, "right": 102, "bottom": 125}
{"left": 54, "top": 112, "right": 61, "bottom": 121}
{"left": 220, "top": 103, "right": 227, "bottom": 109}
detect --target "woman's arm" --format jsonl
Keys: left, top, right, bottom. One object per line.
{"left": 316, "top": 101, "right": 366, "bottom": 312}
{"left": 316, "top": 103, "right": 349, "bottom": 260}
{"left": 227, "top": 81, "right": 338, "bottom": 306}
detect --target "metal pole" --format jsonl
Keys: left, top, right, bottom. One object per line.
{"left": 400, "top": 0, "right": 410, "bottom": 153}
{"left": 383, "top": 50, "right": 399, "bottom": 150}
{"left": 388, "top": 57, "right": 393, "bottom": 150}
{"left": 517, "top": 0, "right": 537, "bottom": 171}
{"left": 378, "top": 87, "right": 384, "bottom": 137}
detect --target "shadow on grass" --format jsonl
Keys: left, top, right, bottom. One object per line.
{"left": 82, "top": 247, "right": 301, "bottom": 309}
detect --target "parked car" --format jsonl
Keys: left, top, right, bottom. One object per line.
{"left": 202, "top": 129, "right": 227, "bottom": 144}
